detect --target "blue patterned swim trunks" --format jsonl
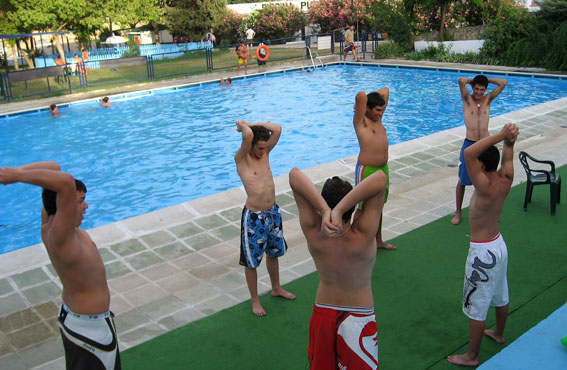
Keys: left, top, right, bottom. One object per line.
{"left": 239, "top": 203, "right": 288, "bottom": 268}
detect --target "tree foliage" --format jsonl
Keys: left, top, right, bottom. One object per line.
{"left": 166, "top": 0, "right": 228, "bottom": 40}
{"left": 308, "top": 0, "right": 374, "bottom": 32}
{"left": 252, "top": 4, "right": 306, "bottom": 40}
{"left": 215, "top": 9, "right": 243, "bottom": 44}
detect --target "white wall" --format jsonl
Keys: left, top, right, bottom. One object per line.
{"left": 414, "top": 40, "right": 485, "bottom": 54}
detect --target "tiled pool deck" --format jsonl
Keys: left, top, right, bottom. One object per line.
{"left": 1, "top": 60, "right": 566, "bottom": 369}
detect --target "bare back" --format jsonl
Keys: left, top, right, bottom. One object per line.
{"left": 468, "top": 173, "right": 512, "bottom": 241}
{"left": 304, "top": 227, "right": 377, "bottom": 307}
{"left": 236, "top": 153, "right": 276, "bottom": 211}
{"left": 42, "top": 213, "right": 110, "bottom": 315}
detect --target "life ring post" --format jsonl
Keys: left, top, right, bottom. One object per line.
{"left": 256, "top": 45, "right": 270, "bottom": 62}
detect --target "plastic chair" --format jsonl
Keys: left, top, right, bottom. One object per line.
{"left": 518, "top": 151, "right": 561, "bottom": 215}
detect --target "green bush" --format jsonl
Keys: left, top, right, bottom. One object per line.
{"left": 374, "top": 42, "right": 405, "bottom": 58}
{"left": 122, "top": 37, "right": 141, "bottom": 57}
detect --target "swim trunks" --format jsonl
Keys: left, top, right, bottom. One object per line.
{"left": 58, "top": 302, "right": 121, "bottom": 370}
{"left": 343, "top": 43, "right": 355, "bottom": 53}
{"left": 462, "top": 233, "right": 509, "bottom": 321}
{"left": 458, "top": 139, "right": 476, "bottom": 186}
{"left": 239, "top": 203, "right": 288, "bottom": 268}
{"left": 238, "top": 57, "right": 246, "bottom": 65}
{"left": 355, "top": 162, "right": 389, "bottom": 207}
{"left": 308, "top": 302, "right": 379, "bottom": 370}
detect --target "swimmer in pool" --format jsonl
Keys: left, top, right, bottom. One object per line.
{"left": 99, "top": 96, "right": 111, "bottom": 107}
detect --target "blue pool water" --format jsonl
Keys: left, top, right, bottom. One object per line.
{"left": 1, "top": 64, "right": 566, "bottom": 254}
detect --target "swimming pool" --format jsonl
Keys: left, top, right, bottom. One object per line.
{"left": 1, "top": 64, "right": 566, "bottom": 254}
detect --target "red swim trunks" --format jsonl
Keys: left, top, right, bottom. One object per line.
{"left": 308, "top": 303, "right": 379, "bottom": 370}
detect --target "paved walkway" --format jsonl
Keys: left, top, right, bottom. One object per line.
{"left": 1, "top": 60, "right": 566, "bottom": 369}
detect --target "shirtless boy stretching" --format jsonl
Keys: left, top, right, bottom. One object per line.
{"left": 289, "top": 167, "right": 386, "bottom": 369}
{"left": 452, "top": 75, "right": 507, "bottom": 225}
{"left": 353, "top": 86, "right": 395, "bottom": 249}
{"left": 0, "top": 162, "right": 121, "bottom": 369}
{"left": 235, "top": 120, "right": 295, "bottom": 316}
{"left": 448, "top": 123, "right": 519, "bottom": 367}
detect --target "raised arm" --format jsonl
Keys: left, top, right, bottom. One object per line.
{"left": 332, "top": 170, "right": 386, "bottom": 235}
{"left": 234, "top": 120, "right": 254, "bottom": 163}
{"left": 251, "top": 122, "right": 282, "bottom": 152}
{"left": 487, "top": 78, "right": 507, "bottom": 102}
{"left": 353, "top": 91, "right": 368, "bottom": 128}
{"left": 0, "top": 161, "right": 78, "bottom": 246}
{"left": 377, "top": 86, "right": 389, "bottom": 111}
{"left": 459, "top": 77, "right": 472, "bottom": 103}
{"left": 498, "top": 124, "right": 518, "bottom": 181}
{"left": 289, "top": 168, "right": 338, "bottom": 235}
{"left": 464, "top": 123, "right": 519, "bottom": 191}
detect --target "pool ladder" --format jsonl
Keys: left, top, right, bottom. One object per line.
{"left": 305, "top": 47, "right": 324, "bottom": 70}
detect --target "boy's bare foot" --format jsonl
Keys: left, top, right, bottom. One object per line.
{"left": 251, "top": 299, "right": 266, "bottom": 316}
{"left": 484, "top": 329, "right": 505, "bottom": 344}
{"left": 451, "top": 213, "right": 462, "bottom": 225}
{"left": 377, "top": 241, "right": 397, "bottom": 250}
{"left": 447, "top": 354, "right": 479, "bottom": 367}
{"left": 272, "top": 287, "right": 296, "bottom": 300}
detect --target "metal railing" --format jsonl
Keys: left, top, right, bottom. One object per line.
{"left": 1, "top": 32, "right": 380, "bottom": 102}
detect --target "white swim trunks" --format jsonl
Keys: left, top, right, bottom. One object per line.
{"left": 462, "top": 233, "right": 509, "bottom": 321}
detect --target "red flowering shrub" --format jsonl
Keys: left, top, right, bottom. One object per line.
{"left": 308, "top": 0, "right": 373, "bottom": 32}
{"left": 254, "top": 4, "right": 307, "bottom": 40}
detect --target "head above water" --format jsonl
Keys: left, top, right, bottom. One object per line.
{"left": 478, "top": 145, "right": 500, "bottom": 172}
{"left": 321, "top": 176, "right": 354, "bottom": 223}
{"left": 42, "top": 179, "right": 87, "bottom": 216}
{"left": 102, "top": 97, "right": 109, "bottom": 103}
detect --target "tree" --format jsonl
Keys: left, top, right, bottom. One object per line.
{"left": 166, "top": 0, "right": 228, "bottom": 41}
{"left": 308, "top": 0, "right": 373, "bottom": 32}
{"left": 215, "top": 9, "right": 243, "bottom": 44}
{"left": 252, "top": 4, "right": 306, "bottom": 40}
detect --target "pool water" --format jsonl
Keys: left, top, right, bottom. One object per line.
{"left": 1, "top": 64, "right": 566, "bottom": 253}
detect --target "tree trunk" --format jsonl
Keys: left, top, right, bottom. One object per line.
{"left": 52, "top": 36, "right": 68, "bottom": 63}
{"left": 439, "top": 1, "right": 448, "bottom": 41}
{"left": 11, "top": 43, "right": 19, "bottom": 70}
{"left": 21, "top": 37, "right": 36, "bottom": 69}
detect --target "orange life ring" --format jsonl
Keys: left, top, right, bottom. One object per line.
{"left": 256, "top": 45, "right": 270, "bottom": 62}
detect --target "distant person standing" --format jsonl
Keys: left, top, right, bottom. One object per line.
{"left": 245, "top": 27, "right": 256, "bottom": 47}
{"left": 448, "top": 123, "right": 519, "bottom": 367}
{"left": 343, "top": 25, "right": 359, "bottom": 62}
{"left": 235, "top": 120, "right": 296, "bottom": 316}
{"left": 451, "top": 75, "right": 507, "bottom": 225}
{"left": 54, "top": 55, "right": 67, "bottom": 83}
{"left": 206, "top": 28, "right": 216, "bottom": 46}
{"left": 236, "top": 42, "right": 249, "bottom": 76}
{"left": 0, "top": 161, "right": 122, "bottom": 370}
{"left": 81, "top": 49, "right": 90, "bottom": 74}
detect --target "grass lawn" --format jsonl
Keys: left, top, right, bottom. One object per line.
{"left": 1, "top": 45, "right": 311, "bottom": 103}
